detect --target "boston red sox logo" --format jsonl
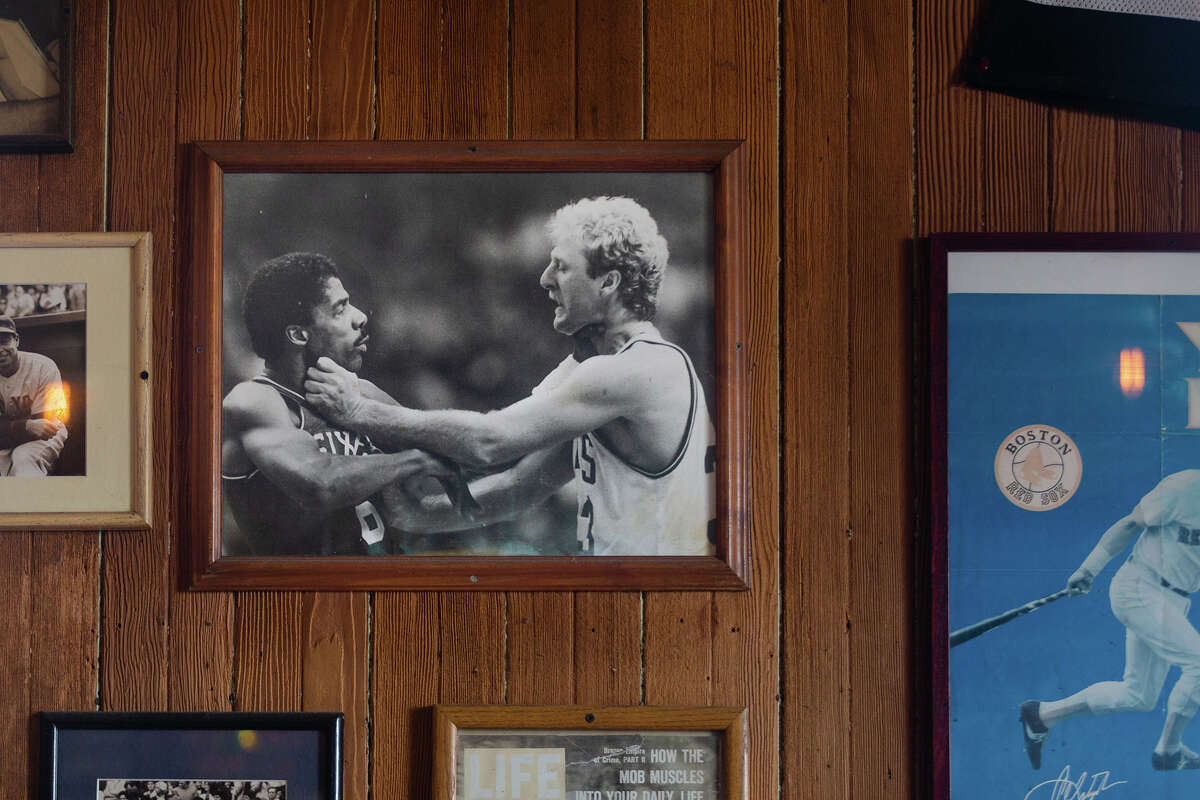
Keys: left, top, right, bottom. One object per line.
{"left": 993, "top": 424, "right": 1082, "bottom": 512}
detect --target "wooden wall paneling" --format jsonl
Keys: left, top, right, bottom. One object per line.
{"left": 1114, "top": 122, "right": 1181, "bottom": 232}
{"left": 916, "top": 0, "right": 982, "bottom": 232}
{"left": 28, "top": 0, "right": 109, "bottom": 722}
{"left": 643, "top": 0, "right": 715, "bottom": 710}
{"left": 575, "top": 0, "right": 642, "bottom": 139}
{"left": 706, "top": 4, "right": 780, "bottom": 800}
{"left": 373, "top": 594, "right": 440, "bottom": 799}
{"left": 782, "top": 0, "right": 850, "bottom": 796}
{"left": 101, "top": 0, "right": 178, "bottom": 711}
{"left": 299, "top": 7, "right": 376, "bottom": 796}
{"left": 506, "top": 593, "right": 575, "bottom": 705}
{"left": 0, "top": 161, "right": 37, "bottom": 232}
{"left": 310, "top": 0, "right": 374, "bottom": 140}
{"left": 169, "top": 0, "right": 240, "bottom": 713}
{"left": 1051, "top": 111, "right": 1116, "bottom": 230}
{"left": 440, "top": 592, "right": 506, "bottom": 703}
{"left": 1184, "top": 131, "right": 1200, "bottom": 230}
{"left": 571, "top": 0, "right": 644, "bottom": 708}
{"left": 0, "top": 532, "right": 30, "bottom": 796}
{"left": 376, "top": 1, "right": 446, "bottom": 140}
{"left": 233, "top": 0, "right": 308, "bottom": 718}
{"left": 984, "top": 96, "right": 1049, "bottom": 231}
{"left": 848, "top": 0, "right": 914, "bottom": 797}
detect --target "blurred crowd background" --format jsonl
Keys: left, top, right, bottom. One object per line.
{"left": 99, "top": 780, "right": 285, "bottom": 800}
{"left": 0, "top": 282, "right": 84, "bottom": 317}
{"left": 221, "top": 171, "right": 715, "bottom": 555}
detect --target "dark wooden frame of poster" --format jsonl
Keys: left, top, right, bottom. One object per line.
{"left": 0, "top": 0, "right": 74, "bottom": 154}
{"left": 928, "top": 232, "right": 1200, "bottom": 799}
{"left": 0, "top": 232, "right": 152, "bottom": 530}
{"left": 38, "top": 711, "right": 343, "bottom": 800}
{"left": 432, "top": 705, "right": 747, "bottom": 800}
{"left": 180, "top": 140, "right": 750, "bottom": 592}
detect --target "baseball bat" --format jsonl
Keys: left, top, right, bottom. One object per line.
{"left": 949, "top": 588, "right": 1072, "bottom": 647}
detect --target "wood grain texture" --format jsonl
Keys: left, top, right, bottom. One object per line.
{"left": 506, "top": 593, "right": 575, "bottom": 704}
{"left": 576, "top": 0, "right": 642, "bottom": 139}
{"left": 311, "top": 0, "right": 374, "bottom": 140}
{"left": 440, "top": 592, "right": 506, "bottom": 704}
{"left": 512, "top": 0, "right": 575, "bottom": 140}
{"left": 243, "top": 0, "right": 307, "bottom": 139}
{"left": 783, "top": 0, "right": 850, "bottom": 796}
{"left": 233, "top": 592, "right": 304, "bottom": 710}
{"left": 984, "top": 95, "right": 1049, "bottom": 231}
{"left": 644, "top": 593, "right": 713, "bottom": 705}
{"left": 372, "top": 593, "right": 441, "bottom": 800}
{"left": 1051, "top": 111, "right": 1116, "bottom": 231}
{"left": 1184, "top": 131, "right": 1200, "bottom": 230}
{"left": 169, "top": 0, "right": 239, "bottom": 714}
{"left": 848, "top": 0, "right": 914, "bottom": 796}
{"left": 100, "top": 0, "right": 177, "bottom": 712}
{"left": 0, "top": 533, "right": 30, "bottom": 795}
{"left": 573, "top": 593, "right": 643, "bottom": 704}
{"left": 1114, "top": 121, "right": 1181, "bottom": 232}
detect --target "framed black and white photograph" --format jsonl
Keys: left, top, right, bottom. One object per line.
{"left": 0, "top": 233, "right": 150, "bottom": 529}
{"left": 433, "top": 705, "right": 746, "bottom": 800}
{"left": 0, "top": 0, "right": 72, "bottom": 153}
{"left": 931, "top": 234, "right": 1200, "bottom": 798}
{"left": 182, "top": 141, "right": 749, "bottom": 591}
{"left": 38, "top": 712, "right": 341, "bottom": 800}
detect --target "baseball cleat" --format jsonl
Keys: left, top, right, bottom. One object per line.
{"left": 1020, "top": 700, "right": 1049, "bottom": 769}
{"left": 1152, "top": 746, "right": 1200, "bottom": 770}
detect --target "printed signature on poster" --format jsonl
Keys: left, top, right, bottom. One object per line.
{"left": 1023, "top": 765, "right": 1126, "bottom": 800}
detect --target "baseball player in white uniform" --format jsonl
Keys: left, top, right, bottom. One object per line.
{"left": 1020, "top": 469, "right": 1200, "bottom": 770}
{"left": 301, "top": 196, "right": 717, "bottom": 555}
{"left": 0, "top": 314, "right": 67, "bottom": 476}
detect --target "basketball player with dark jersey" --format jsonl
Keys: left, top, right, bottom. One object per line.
{"left": 304, "top": 197, "right": 717, "bottom": 556}
{"left": 220, "top": 252, "right": 467, "bottom": 556}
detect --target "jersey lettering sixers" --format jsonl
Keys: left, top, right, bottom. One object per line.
{"left": 222, "top": 376, "right": 395, "bottom": 556}
{"left": 569, "top": 339, "right": 717, "bottom": 556}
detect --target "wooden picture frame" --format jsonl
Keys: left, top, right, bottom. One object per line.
{"left": 931, "top": 234, "right": 1200, "bottom": 798}
{"left": 181, "top": 140, "right": 749, "bottom": 591}
{"left": 0, "top": 232, "right": 151, "bottom": 529}
{"left": 0, "top": 0, "right": 74, "bottom": 153}
{"left": 38, "top": 711, "right": 342, "bottom": 800}
{"left": 433, "top": 705, "right": 747, "bottom": 800}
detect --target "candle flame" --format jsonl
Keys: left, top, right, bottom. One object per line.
{"left": 1119, "top": 348, "right": 1145, "bottom": 398}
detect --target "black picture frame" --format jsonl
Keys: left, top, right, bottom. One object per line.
{"left": 0, "top": 0, "right": 74, "bottom": 153}
{"left": 38, "top": 712, "right": 343, "bottom": 800}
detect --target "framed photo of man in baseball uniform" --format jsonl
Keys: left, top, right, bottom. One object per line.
{"left": 0, "top": 232, "right": 152, "bottom": 530}
{"left": 932, "top": 234, "right": 1200, "bottom": 797}
{"left": 180, "top": 141, "right": 751, "bottom": 591}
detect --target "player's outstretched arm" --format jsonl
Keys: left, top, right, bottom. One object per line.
{"left": 382, "top": 441, "right": 573, "bottom": 533}
{"left": 304, "top": 354, "right": 647, "bottom": 468}
{"left": 225, "top": 383, "right": 454, "bottom": 512}
{"left": 1068, "top": 510, "right": 1144, "bottom": 594}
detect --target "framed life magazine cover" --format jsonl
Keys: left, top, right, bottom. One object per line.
{"left": 0, "top": 233, "right": 151, "bottom": 529}
{"left": 38, "top": 712, "right": 342, "bottom": 800}
{"left": 432, "top": 705, "right": 746, "bottom": 800}
{"left": 181, "top": 141, "right": 749, "bottom": 591}
{"left": 932, "top": 234, "right": 1200, "bottom": 798}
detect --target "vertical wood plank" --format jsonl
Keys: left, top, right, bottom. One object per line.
{"left": 441, "top": 592, "right": 506, "bottom": 703}
{"left": 784, "top": 0, "right": 850, "bottom": 795}
{"left": 984, "top": 96, "right": 1049, "bottom": 231}
{"left": 376, "top": 1, "right": 445, "bottom": 140}
{"left": 1051, "top": 111, "right": 1116, "bottom": 231}
{"left": 101, "top": 0, "right": 177, "bottom": 712}
{"left": 169, "top": 0, "right": 240, "bottom": 714}
{"left": 311, "top": 0, "right": 374, "bottom": 140}
{"left": 576, "top": 0, "right": 642, "bottom": 140}
{"left": 0, "top": 533, "right": 30, "bottom": 795}
{"left": 707, "top": 5, "right": 780, "bottom": 800}
{"left": 644, "top": 0, "right": 716, "bottom": 710}
{"left": 1184, "top": 131, "right": 1200, "bottom": 230}
{"left": 373, "top": 594, "right": 441, "bottom": 799}
{"left": 574, "top": 594, "right": 643, "bottom": 705}
{"left": 0, "top": 160, "right": 37, "bottom": 231}
{"left": 512, "top": 0, "right": 574, "bottom": 140}
{"left": 234, "top": 592, "right": 304, "bottom": 710}
{"left": 1115, "top": 122, "right": 1181, "bottom": 232}
{"left": 848, "top": 0, "right": 914, "bottom": 797}
{"left": 508, "top": 0, "right": 577, "bottom": 709}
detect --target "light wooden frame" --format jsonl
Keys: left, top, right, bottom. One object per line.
{"left": 433, "top": 705, "right": 747, "bottom": 800}
{"left": 0, "top": 232, "right": 151, "bottom": 530}
{"left": 181, "top": 140, "right": 749, "bottom": 591}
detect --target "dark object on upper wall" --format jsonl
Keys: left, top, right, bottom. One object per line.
{"left": 962, "top": 0, "right": 1200, "bottom": 130}
{"left": 0, "top": 0, "right": 72, "bottom": 153}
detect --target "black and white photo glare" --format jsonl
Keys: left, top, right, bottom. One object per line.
{"left": 221, "top": 172, "right": 716, "bottom": 558}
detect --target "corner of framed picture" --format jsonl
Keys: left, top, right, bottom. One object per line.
{"left": 0, "top": 0, "right": 74, "bottom": 154}
{"left": 931, "top": 233, "right": 1200, "bottom": 798}
{"left": 0, "top": 232, "right": 152, "bottom": 530}
{"left": 180, "top": 140, "right": 750, "bottom": 592}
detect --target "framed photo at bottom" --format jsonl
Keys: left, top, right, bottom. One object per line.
{"left": 38, "top": 712, "right": 342, "bottom": 800}
{"left": 932, "top": 234, "right": 1200, "bottom": 798}
{"left": 433, "top": 705, "right": 746, "bottom": 800}
{"left": 0, "top": 232, "right": 151, "bottom": 529}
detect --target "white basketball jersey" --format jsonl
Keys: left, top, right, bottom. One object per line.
{"left": 1130, "top": 470, "right": 1200, "bottom": 592}
{"left": 569, "top": 338, "right": 717, "bottom": 556}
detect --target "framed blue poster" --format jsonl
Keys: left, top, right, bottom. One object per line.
{"left": 933, "top": 234, "right": 1200, "bottom": 799}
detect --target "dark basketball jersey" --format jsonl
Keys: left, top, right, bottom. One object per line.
{"left": 222, "top": 375, "right": 397, "bottom": 556}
